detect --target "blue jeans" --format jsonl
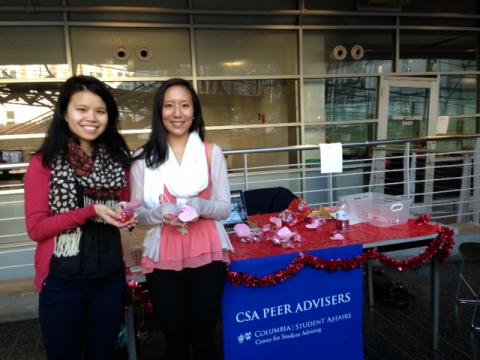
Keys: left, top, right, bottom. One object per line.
{"left": 39, "top": 271, "right": 125, "bottom": 360}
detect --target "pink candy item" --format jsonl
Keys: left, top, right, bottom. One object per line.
{"left": 277, "top": 226, "right": 293, "bottom": 240}
{"left": 177, "top": 205, "right": 198, "bottom": 223}
{"left": 330, "top": 232, "right": 345, "bottom": 241}
{"left": 305, "top": 218, "right": 325, "bottom": 229}
{"left": 269, "top": 216, "right": 282, "bottom": 228}
{"left": 118, "top": 200, "right": 143, "bottom": 223}
{"left": 234, "top": 223, "right": 252, "bottom": 237}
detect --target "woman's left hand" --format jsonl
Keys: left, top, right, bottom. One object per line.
{"left": 163, "top": 213, "right": 184, "bottom": 227}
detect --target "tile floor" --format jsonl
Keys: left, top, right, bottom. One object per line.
{"left": 1, "top": 259, "right": 479, "bottom": 360}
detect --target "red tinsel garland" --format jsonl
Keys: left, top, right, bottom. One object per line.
{"left": 227, "top": 217, "right": 455, "bottom": 288}
{"left": 126, "top": 280, "right": 153, "bottom": 313}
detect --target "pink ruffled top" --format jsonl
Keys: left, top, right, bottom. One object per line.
{"left": 142, "top": 147, "right": 229, "bottom": 272}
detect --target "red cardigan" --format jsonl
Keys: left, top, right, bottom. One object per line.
{"left": 24, "top": 154, "right": 130, "bottom": 292}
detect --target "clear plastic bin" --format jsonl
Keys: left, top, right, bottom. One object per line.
{"left": 339, "top": 192, "right": 411, "bottom": 227}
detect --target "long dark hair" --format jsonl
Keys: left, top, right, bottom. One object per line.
{"left": 37, "top": 75, "right": 131, "bottom": 169}
{"left": 137, "top": 78, "right": 205, "bottom": 168}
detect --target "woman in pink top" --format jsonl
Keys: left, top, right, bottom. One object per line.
{"left": 130, "top": 78, "right": 233, "bottom": 360}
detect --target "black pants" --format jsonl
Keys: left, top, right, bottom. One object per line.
{"left": 146, "top": 261, "right": 226, "bottom": 360}
{"left": 39, "top": 271, "right": 125, "bottom": 360}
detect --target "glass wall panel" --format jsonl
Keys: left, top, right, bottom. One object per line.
{"left": 0, "top": 137, "right": 43, "bottom": 164}
{"left": 107, "top": 81, "right": 160, "bottom": 132}
{"left": 193, "top": 15, "right": 297, "bottom": 25}
{"left": 444, "top": 116, "right": 477, "bottom": 135}
{"left": 0, "top": 27, "right": 68, "bottom": 80}
{"left": 402, "top": 0, "right": 477, "bottom": 13}
{"left": 303, "top": 16, "right": 395, "bottom": 26}
{"left": 436, "top": 117, "right": 477, "bottom": 151}
{"left": 192, "top": 0, "right": 297, "bottom": 23}
{"left": 0, "top": 82, "right": 61, "bottom": 134}
{"left": 304, "top": 78, "right": 378, "bottom": 123}
{"left": 400, "top": 17, "right": 478, "bottom": 28}
{"left": 193, "top": 0, "right": 296, "bottom": 9}
{"left": 439, "top": 75, "right": 477, "bottom": 116}
{"left": 0, "top": 0, "right": 63, "bottom": 21}
{"left": 0, "top": 81, "right": 160, "bottom": 163}
{"left": 70, "top": 28, "right": 191, "bottom": 78}
{"left": 305, "top": 0, "right": 355, "bottom": 10}
{"left": 206, "top": 127, "right": 299, "bottom": 169}
{"left": 0, "top": 193, "right": 28, "bottom": 247}
{"left": 305, "top": 123, "right": 375, "bottom": 158}
{"left": 122, "top": 132, "right": 153, "bottom": 154}
{"left": 303, "top": 30, "right": 393, "bottom": 76}
{"left": 195, "top": 30, "right": 297, "bottom": 76}
{"left": 198, "top": 80, "right": 297, "bottom": 126}
{"left": 400, "top": 31, "right": 477, "bottom": 72}
{"left": 68, "top": 0, "right": 188, "bottom": 23}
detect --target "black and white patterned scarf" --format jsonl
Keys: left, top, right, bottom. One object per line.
{"left": 49, "top": 140, "right": 126, "bottom": 257}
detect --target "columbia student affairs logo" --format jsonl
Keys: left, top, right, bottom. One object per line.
{"left": 237, "top": 332, "right": 252, "bottom": 344}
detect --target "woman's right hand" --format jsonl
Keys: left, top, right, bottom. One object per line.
{"left": 94, "top": 204, "right": 135, "bottom": 228}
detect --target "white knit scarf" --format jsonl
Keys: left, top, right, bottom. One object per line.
{"left": 143, "top": 132, "right": 208, "bottom": 208}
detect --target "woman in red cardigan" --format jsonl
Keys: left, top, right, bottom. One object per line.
{"left": 24, "top": 75, "right": 135, "bottom": 360}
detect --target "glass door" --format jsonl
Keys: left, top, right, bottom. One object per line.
{"left": 374, "top": 77, "right": 439, "bottom": 201}
{"left": 378, "top": 76, "right": 439, "bottom": 140}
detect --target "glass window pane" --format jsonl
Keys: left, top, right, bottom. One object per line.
{"left": 326, "top": 123, "right": 376, "bottom": 145}
{"left": 436, "top": 116, "right": 477, "bottom": 151}
{"left": 198, "top": 80, "right": 298, "bottom": 126}
{"left": 193, "top": 15, "right": 297, "bottom": 25}
{"left": 0, "top": 83, "right": 61, "bottom": 134}
{"left": 0, "top": 27, "right": 68, "bottom": 80}
{"left": 445, "top": 116, "right": 477, "bottom": 135}
{"left": 403, "top": 0, "right": 477, "bottom": 13}
{"left": 304, "top": 80, "right": 326, "bottom": 123}
{"left": 303, "top": 16, "right": 395, "bottom": 26}
{"left": 70, "top": 28, "right": 192, "bottom": 78}
{"left": 195, "top": 30, "right": 297, "bottom": 76}
{"left": 107, "top": 81, "right": 160, "bottom": 131}
{"left": 193, "top": 0, "right": 297, "bottom": 23}
{"left": 193, "top": 0, "right": 296, "bottom": 9}
{"left": 304, "top": 78, "right": 378, "bottom": 123}
{"left": 122, "top": 132, "right": 153, "bottom": 154}
{"left": 0, "top": 193, "right": 28, "bottom": 247}
{"left": 400, "top": 31, "right": 477, "bottom": 72}
{"left": 0, "top": 81, "right": 160, "bottom": 162}
{"left": 0, "top": 137, "right": 43, "bottom": 164}
{"left": 206, "top": 127, "right": 299, "bottom": 169}
{"left": 400, "top": 17, "right": 478, "bottom": 28}
{"left": 303, "top": 30, "right": 393, "bottom": 76}
{"left": 305, "top": 0, "right": 356, "bottom": 10}
{"left": 0, "top": 0, "right": 63, "bottom": 21}
{"left": 68, "top": 0, "right": 188, "bottom": 23}
{"left": 439, "top": 75, "right": 477, "bottom": 116}
{"left": 304, "top": 123, "right": 375, "bottom": 164}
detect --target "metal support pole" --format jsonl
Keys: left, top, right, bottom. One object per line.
{"left": 431, "top": 255, "right": 440, "bottom": 351}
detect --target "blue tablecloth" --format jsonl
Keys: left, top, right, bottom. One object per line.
{"left": 222, "top": 245, "right": 364, "bottom": 360}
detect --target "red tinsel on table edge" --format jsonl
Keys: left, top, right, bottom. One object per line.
{"left": 226, "top": 216, "right": 455, "bottom": 288}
